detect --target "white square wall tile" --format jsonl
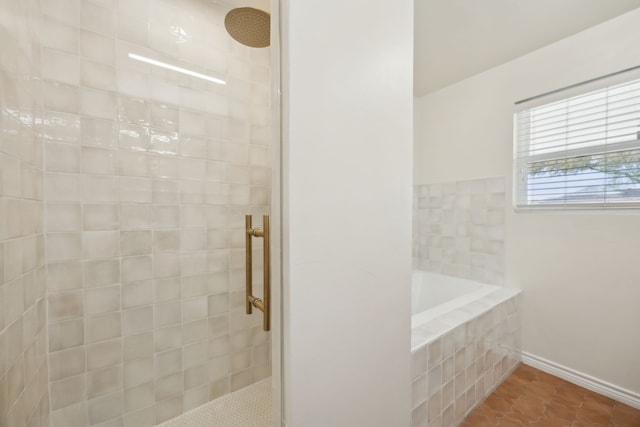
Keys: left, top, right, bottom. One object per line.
{"left": 150, "top": 155, "right": 178, "bottom": 180}
{"left": 49, "top": 318, "right": 85, "bottom": 352}
{"left": 49, "top": 289, "right": 84, "bottom": 322}
{"left": 149, "top": 130, "right": 178, "bottom": 155}
{"left": 153, "top": 206, "right": 180, "bottom": 229}
{"left": 121, "top": 256, "right": 153, "bottom": 283}
{"left": 81, "top": 1, "right": 116, "bottom": 37}
{"left": 87, "top": 391, "right": 123, "bottom": 425}
{"left": 50, "top": 374, "right": 86, "bottom": 410}
{"left": 81, "top": 59, "right": 116, "bottom": 91}
{"left": 120, "top": 204, "right": 152, "bottom": 230}
{"left": 118, "top": 96, "right": 149, "bottom": 126}
{"left": 120, "top": 177, "right": 152, "bottom": 203}
{"left": 81, "top": 88, "right": 117, "bottom": 120}
{"left": 120, "top": 230, "right": 152, "bottom": 256}
{"left": 180, "top": 136, "right": 206, "bottom": 158}
{"left": 47, "top": 233, "right": 82, "bottom": 262}
{"left": 86, "top": 312, "right": 121, "bottom": 344}
{"left": 118, "top": 14, "right": 149, "bottom": 46}
{"left": 45, "top": 141, "right": 81, "bottom": 173}
{"left": 81, "top": 175, "right": 119, "bottom": 202}
{"left": 150, "top": 102, "right": 179, "bottom": 132}
{"left": 183, "top": 297, "right": 208, "bottom": 322}
{"left": 83, "top": 231, "right": 120, "bottom": 259}
{"left": 118, "top": 150, "right": 149, "bottom": 177}
{"left": 47, "top": 203, "right": 82, "bottom": 232}
{"left": 83, "top": 204, "right": 119, "bottom": 231}
{"left": 48, "top": 262, "right": 83, "bottom": 291}
{"left": 122, "top": 281, "right": 154, "bottom": 309}
{"left": 122, "top": 306, "right": 154, "bottom": 336}
{"left": 43, "top": 81, "right": 80, "bottom": 114}
{"left": 153, "top": 253, "right": 180, "bottom": 278}
{"left": 81, "top": 146, "right": 117, "bottom": 175}
{"left": 46, "top": 173, "right": 81, "bottom": 202}
{"left": 85, "top": 286, "right": 121, "bottom": 315}
{"left": 82, "top": 117, "right": 117, "bottom": 148}
{"left": 42, "top": 48, "right": 80, "bottom": 86}
{"left": 41, "top": 16, "right": 79, "bottom": 53}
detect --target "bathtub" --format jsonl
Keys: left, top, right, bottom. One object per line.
{"left": 409, "top": 271, "right": 521, "bottom": 427}
{"left": 412, "top": 271, "right": 498, "bottom": 329}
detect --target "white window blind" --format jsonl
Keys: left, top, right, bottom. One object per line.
{"left": 514, "top": 67, "right": 640, "bottom": 209}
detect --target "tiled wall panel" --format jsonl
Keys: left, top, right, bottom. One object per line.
{"left": 40, "top": 0, "right": 272, "bottom": 425}
{"left": 0, "top": 0, "right": 50, "bottom": 426}
{"left": 410, "top": 294, "right": 521, "bottom": 427}
{"left": 413, "top": 177, "right": 506, "bottom": 285}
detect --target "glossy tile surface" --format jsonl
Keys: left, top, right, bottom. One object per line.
{"left": 0, "top": 0, "right": 50, "bottom": 425}
{"left": 462, "top": 364, "right": 640, "bottom": 427}
{"left": 38, "top": 0, "right": 273, "bottom": 425}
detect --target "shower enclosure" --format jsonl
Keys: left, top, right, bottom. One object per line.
{"left": 0, "top": 0, "right": 279, "bottom": 425}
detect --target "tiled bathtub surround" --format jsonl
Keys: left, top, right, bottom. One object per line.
{"left": 413, "top": 177, "right": 506, "bottom": 285}
{"left": 0, "top": 0, "right": 50, "bottom": 426}
{"left": 40, "top": 0, "right": 271, "bottom": 426}
{"left": 410, "top": 289, "right": 521, "bottom": 427}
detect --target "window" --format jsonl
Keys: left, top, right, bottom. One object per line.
{"left": 514, "top": 67, "right": 640, "bottom": 209}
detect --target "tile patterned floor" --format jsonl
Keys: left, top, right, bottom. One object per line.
{"left": 462, "top": 364, "right": 640, "bottom": 427}
{"left": 157, "top": 378, "right": 271, "bottom": 427}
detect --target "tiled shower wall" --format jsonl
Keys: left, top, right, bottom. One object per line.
{"left": 413, "top": 177, "right": 506, "bottom": 285}
{"left": 40, "top": 0, "right": 271, "bottom": 426}
{"left": 0, "top": 0, "right": 50, "bottom": 426}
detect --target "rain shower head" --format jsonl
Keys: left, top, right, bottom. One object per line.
{"left": 224, "top": 7, "right": 271, "bottom": 48}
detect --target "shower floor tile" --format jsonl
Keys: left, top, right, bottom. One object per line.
{"left": 157, "top": 378, "right": 272, "bottom": 427}
{"left": 462, "top": 365, "right": 640, "bottom": 427}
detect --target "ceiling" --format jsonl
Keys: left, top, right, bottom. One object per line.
{"left": 414, "top": 0, "right": 640, "bottom": 96}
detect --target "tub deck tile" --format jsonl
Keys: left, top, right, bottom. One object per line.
{"left": 410, "top": 291, "right": 521, "bottom": 426}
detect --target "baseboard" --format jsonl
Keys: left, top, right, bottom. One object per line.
{"left": 521, "top": 352, "right": 640, "bottom": 410}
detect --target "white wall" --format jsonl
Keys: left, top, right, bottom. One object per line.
{"left": 281, "top": 1, "right": 414, "bottom": 425}
{"left": 414, "top": 9, "right": 640, "bottom": 395}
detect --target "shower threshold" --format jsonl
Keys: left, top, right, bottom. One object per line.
{"left": 157, "top": 378, "right": 272, "bottom": 427}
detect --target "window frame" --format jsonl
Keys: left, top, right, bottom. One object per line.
{"left": 513, "top": 67, "right": 640, "bottom": 211}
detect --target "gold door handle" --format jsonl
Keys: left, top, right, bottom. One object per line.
{"left": 245, "top": 215, "right": 270, "bottom": 331}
